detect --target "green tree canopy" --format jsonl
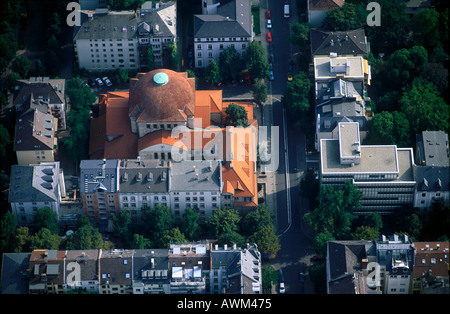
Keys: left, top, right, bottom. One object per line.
{"left": 131, "top": 233, "right": 152, "bottom": 249}
{"left": 412, "top": 8, "right": 440, "bottom": 51}
{"left": 143, "top": 205, "right": 174, "bottom": 241}
{"left": 366, "top": 111, "right": 410, "bottom": 147}
{"left": 181, "top": 208, "right": 200, "bottom": 240}
{"left": 208, "top": 208, "right": 243, "bottom": 246}
{"left": 33, "top": 207, "right": 59, "bottom": 235}
{"left": 62, "top": 217, "right": 105, "bottom": 250}
{"left": 13, "top": 56, "right": 32, "bottom": 78}
{"left": 399, "top": 78, "right": 449, "bottom": 138}
{"left": 282, "top": 72, "right": 311, "bottom": 116}
{"left": 288, "top": 22, "right": 311, "bottom": 47}
{"left": 219, "top": 46, "right": 244, "bottom": 80}
{"left": 252, "top": 79, "right": 268, "bottom": 105}
{"left": 245, "top": 41, "right": 270, "bottom": 80}
{"left": 248, "top": 225, "right": 280, "bottom": 258}
{"left": 204, "top": 60, "right": 222, "bottom": 86}
{"left": 113, "top": 210, "right": 132, "bottom": 243}
{"left": 313, "top": 232, "right": 335, "bottom": 257}
{"left": 304, "top": 182, "right": 362, "bottom": 239}
{"left": 0, "top": 124, "right": 10, "bottom": 157}
{"left": 30, "top": 228, "right": 61, "bottom": 250}
{"left": 321, "top": 2, "right": 365, "bottom": 31}
{"left": 224, "top": 103, "right": 249, "bottom": 127}
{"left": 352, "top": 226, "right": 380, "bottom": 241}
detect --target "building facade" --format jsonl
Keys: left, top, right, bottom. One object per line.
{"left": 194, "top": 0, "right": 253, "bottom": 68}
{"left": 73, "top": 2, "right": 176, "bottom": 71}
{"left": 79, "top": 159, "right": 120, "bottom": 223}
{"left": 320, "top": 122, "right": 416, "bottom": 215}
{"left": 9, "top": 162, "right": 64, "bottom": 226}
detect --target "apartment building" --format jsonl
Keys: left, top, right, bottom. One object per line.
{"left": 376, "top": 234, "right": 415, "bottom": 294}
{"left": 79, "top": 159, "right": 120, "bottom": 222}
{"left": 119, "top": 159, "right": 170, "bottom": 222}
{"left": 320, "top": 122, "right": 416, "bottom": 215}
{"left": 9, "top": 162, "right": 64, "bottom": 226}
{"left": 412, "top": 241, "right": 450, "bottom": 294}
{"left": 194, "top": 0, "right": 253, "bottom": 68}
{"left": 14, "top": 77, "right": 67, "bottom": 129}
{"left": 13, "top": 109, "right": 58, "bottom": 165}
{"left": 73, "top": 2, "right": 176, "bottom": 71}
{"left": 132, "top": 249, "right": 170, "bottom": 294}
{"left": 210, "top": 243, "right": 262, "bottom": 294}
{"left": 170, "top": 160, "right": 222, "bottom": 224}
{"left": 99, "top": 249, "right": 134, "bottom": 294}
{"left": 2, "top": 243, "right": 263, "bottom": 294}
{"left": 326, "top": 234, "right": 418, "bottom": 294}
{"left": 414, "top": 131, "right": 449, "bottom": 209}
{"left": 168, "top": 243, "right": 211, "bottom": 294}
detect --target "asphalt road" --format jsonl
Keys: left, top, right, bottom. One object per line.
{"left": 263, "top": 0, "right": 316, "bottom": 294}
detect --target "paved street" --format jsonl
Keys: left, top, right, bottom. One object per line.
{"left": 258, "top": 0, "right": 316, "bottom": 294}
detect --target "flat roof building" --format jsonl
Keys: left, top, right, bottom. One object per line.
{"left": 320, "top": 122, "right": 416, "bottom": 214}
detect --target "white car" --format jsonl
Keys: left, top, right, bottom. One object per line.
{"left": 267, "top": 19, "right": 272, "bottom": 29}
{"left": 279, "top": 282, "right": 285, "bottom": 294}
{"left": 102, "top": 76, "right": 112, "bottom": 87}
{"left": 95, "top": 78, "right": 104, "bottom": 86}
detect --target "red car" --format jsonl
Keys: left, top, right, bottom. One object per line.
{"left": 265, "top": 10, "right": 271, "bottom": 19}
{"left": 266, "top": 32, "right": 272, "bottom": 43}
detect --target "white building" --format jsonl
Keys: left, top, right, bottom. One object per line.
{"left": 9, "top": 162, "right": 64, "bottom": 225}
{"left": 73, "top": 2, "right": 176, "bottom": 71}
{"left": 118, "top": 159, "right": 171, "bottom": 222}
{"left": 194, "top": 0, "right": 253, "bottom": 68}
{"left": 320, "top": 122, "right": 416, "bottom": 215}
{"left": 414, "top": 131, "right": 449, "bottom": 209}
{"left": 170, "top": 160, "right": 222, "bottom": 224}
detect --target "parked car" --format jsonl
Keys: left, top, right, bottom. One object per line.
{"left": 299, "top": 271, "right": 305, "bottom": 283}
{"left": 268, "top": 53, "right": 274, "bottom": 64}
{"left": 269, "top": 70, "right": 274, "bottom": 81}
{"left": 265, "top": 10, "right": 271, "bottom": 18}
{"left": 287, "top": 72, "right": 293, "bottom": 82}
{"left": 267, "top": 19, "right": 272, "bottom": 29}
{"left": 266, "top": 32, "right": 272, "bottom": 42}
{"left": 102, "top": 76, "right": 112, "bottom": 87}
{"left": 88, "top": 78, "right": 96, "bottom": 87}
{"left": 279, "top": 269, "right": 285, "bottom": 294}
{"left": 95, "top": 78, "right": 104, "bottom": 86}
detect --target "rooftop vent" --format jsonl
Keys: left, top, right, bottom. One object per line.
{"left": 153, "top": 72, "right": 169, "bottom": 86}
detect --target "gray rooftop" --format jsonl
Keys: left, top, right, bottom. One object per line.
{"left": 170, "top": 160, "right": 221, "bottom": 192}
{"left": 9, "top": 162, "right": 61, "bottom": 203}
{"left": 133, "top": 249, "right": 169, "bottom": 283}
{"left": 74, "top": 2, "right": 176, "bottom": 41}
{"left": 416, "top": 166, "right": 449, "bottom": 192}
{"left": 311, "top": 28, "right": 369, "bottom": 56}
{"left": 194, "top": 0, "right": 252, "bottom": 38}
{"left": 80, "top": 159, "right": 120, "bottom": 194}
{"left": 64, "top": 250, "right": 100, "bottom": 282}
{"left": 416, "top": 131, "right": 449, "bottom": 167}
{"left": 119, "top": 159, "right": 169, "bottom": 193}
{"left": 1, "top": 253, "right": 31, "bottom": 294}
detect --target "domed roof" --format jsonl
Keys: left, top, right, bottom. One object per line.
{"left": 128, "top": 69, "right": 195, "bottom": 122}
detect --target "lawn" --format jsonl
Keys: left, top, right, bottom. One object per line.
{"left": 251, "top": 5, "right": 261, "bottom": 36}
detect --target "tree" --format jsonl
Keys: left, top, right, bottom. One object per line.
{"left": 131, "top": 233, "right": 152, "bottom": 249}
{"left": 0, "top": 30, "right": 18, "bottom": 69}
{"left": 282, "top": 72, "right": 311, "bottom": 116}
{"left": 147, "top": 46, "right": 155, "bottom": 71}
{"left": 219, "top": 46, "right": 244, "bottom": 80}
{"left": 208, "top": 208, "right": 242, "bottom": 245}
{"left": 352, "top": 226, "right": 379, "bottom": 241}
{"left": 204, "top": 60, "right": 222, "bottom": 86}
{"left": 248, "top": 225, "right": 280, "bottom": 258}
{"left": 7, "top": 72, "right": 21, "bottom": 92}
{"left": 313, "top": 232, "right": 335, "bottom": 257}
{"left": 321, "top": 2, "right": 365, "bottom": 31}
{"left": 399, "top": 78, "right": 448, "bottom": 138}
{"left": 363, "top": 212, "right": 383, "bottom": 232}
{"left": 246, "top": 41, "right": 270, "bottom": 80}
{"left": 143, "top": 205, "right": 174, "bottom": 241}
{"left": 181, "top": 208, "right": 200, "bottom": 240}
{"left": 384, "top": 46, "right": 428, "bottom": 89}
{"left": 61, "top": 216, "right": 105, "bottom": 250}
{"left": 299, "top": 169, "right": 320, "bottom": 209}
{"left": 252, "top": 79, "right": 268, "bottom": 105}
{"left": 13, "top": 56, "right": 32, "bottom": 78}
{"left": 304, "top": 182, "right": 362, "bottom": 239}
{"left": 224, "top": 103, "right": 249, "bottom": 127}
{"left": 421, "top": 62, "right": 448, "bottom": 97}
{"left": 33, "top": 207, "right": 59, "bottom": 234}
{"left": 165, "top": 42, "right": 178, "bottom": 70}
{"left": 0, "top": 124, "right": 10, "bottom": 157}
{"left": 241, "top": 204, "right": 273, "bottom": 237}
{"left": 30, "top": 228, "right": 61, "bottom": 250}
{"left": 158, "top": 228, "right": 187, "bottom": 248}
{"left": 412, "top": 8, "right": 440, "bottom": 51}
{"left": 288, "top": 22, "right": 310, "bottom": 47}
{"left": 113, "top": 210, "right": 132, "bottom": 243}
{"left": 115, "top": 68, "right": 129, "bottom": 84}
{"left": 0, "top": 211, "right": 17, "bottom": 253}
